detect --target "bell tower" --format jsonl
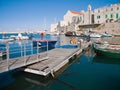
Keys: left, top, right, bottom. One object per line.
{"left": 88, "top": 4, "right": 92, "bottom": 25}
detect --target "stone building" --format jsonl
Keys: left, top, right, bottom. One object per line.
{"left": 50, "top": 3, "right": 120, "bottom": 34}
{"left": 50, "top": 10, "right": 83, "bottom": 33}
{"left": 94, "top": 4, "right": 120, "bottom": 24}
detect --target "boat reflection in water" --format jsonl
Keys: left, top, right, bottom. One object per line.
{"left": 93, "top": 55, "right": 120, "bottom": 65}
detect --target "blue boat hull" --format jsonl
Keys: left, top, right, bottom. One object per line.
{"left": 33, "top": 40, "right": 57, "bottom": 47}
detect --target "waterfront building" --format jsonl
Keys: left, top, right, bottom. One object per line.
{"left": 50, "top": 23, "right": 59, "bottom": 32}
{"left": 50, "top": 10, "right": 83, "bottom": 33}
{"left": 50, "top": 3, "right": 120, "bottom": 34}
{"left": 63, "top": 10, "right": 83, "bottom": 24}
{"left": 94, "top": 4, "right": 120, "bottom": 24}
{"left": 81, "top": 5, "right": 94, "bottom": 25}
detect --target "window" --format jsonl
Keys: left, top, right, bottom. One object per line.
{"left": 116, "top": 13, "right": 119, "bottom": 19}
{"left": 117, "top": 7, "right": 119, "bottom": 10}
{"left": 110, "top": 14, "right": 113, "bottom": 18}
{"left": 79, "top": 17, "right": 82, "bottom": 22}
{"left": 106, "top": 9, "right": 108, "bottom": 12}
{"left": 97, "top": 15, "right": 100, "bottom": 19}
{"left": 80, "top": 17, "right": 82, "bottom": 20}
{"left": 111, "top": 8, "right": 113, "bottom": 11}
{"left": 98, "top": 10, "right": 100, "bottom": 13}
{"left": 105, "top": 15, "right": 107, "bottom": 18}
{"left": 97, "top": 16, "right": 99, "bottom": 19}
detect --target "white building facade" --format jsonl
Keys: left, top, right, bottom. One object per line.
{"left": 94, "top": 4, "right": 120, "bottom": 24}
{"left": 63, "top": 10, "right": 83, "bottom": 24}
{"left": 50, "top": 23, "right": 59, "bottom": 32}
{"left": 50, "top": 3, "right": 120, "bottom": 33}
{"left": 50, "top": 10, "right": 83, "bottom": 32}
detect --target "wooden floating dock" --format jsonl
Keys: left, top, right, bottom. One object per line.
{"left": 0, "top": 41, "right": 91, "bottom": 77}
{"left": 23, "top": 42, "right": 91, "bottom": 77}
{"left": 0, "top": 53, "right": 49, "bottom": 73}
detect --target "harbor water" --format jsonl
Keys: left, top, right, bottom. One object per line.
{"left": 0, "top": 34, "right": 120, "bottom": 90}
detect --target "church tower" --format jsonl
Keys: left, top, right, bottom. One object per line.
{"left": 88, "top": 4, "right": 92, "bottom": 24}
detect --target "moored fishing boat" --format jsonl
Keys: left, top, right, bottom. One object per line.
{"left": 93, "top": 42, "right": 120, "bottom": 59}
{"left": 10, "top": 33, "right": 29, "bottom": 40}
{"left": 65, "top": 31, "right": 76, "bottom": 36}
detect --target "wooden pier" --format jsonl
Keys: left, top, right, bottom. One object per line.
{"left": 23, "top": 48, "right": 81, "bottom": 76}
{"left": 23, "top": 42, "right": 91, "bottom": 77}
{"left": 0, "top": 41, "right": 91, "bottom": 77}
{"left": 0, "top": 53, "right": 48, "bottom": 73}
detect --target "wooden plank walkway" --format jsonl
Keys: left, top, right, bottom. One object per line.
{"left": 0, "top": 52, "right": 48, "bottom": 73}
{"left": 23, "top": 40, "right": 92, "bottom": 77}
{"left": 23, "top": 48, "right": 82, "bottom": 76}
{"left": 0, "top": 41, "right": 91, "bottom": 76}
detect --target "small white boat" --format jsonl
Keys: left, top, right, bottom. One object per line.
{"left": 0, "top": 51, "right": 6, "bottom": 58}
{"left": 10, "top": 33, "right": 29, "bottom": 40}
{"left": 90, "top": 33, "right": 101, "bottom": 38}
{"left": 0, "top": 38, "right": 14, "bottom": 43}
{"left": 102, "top": 32, "right": 113, "bottom": 37}
{"left": 16, "top": 33, "right": 29, "bottom": 40}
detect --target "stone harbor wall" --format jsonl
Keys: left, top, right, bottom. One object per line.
{"left": 96, "top": 22, "right": 120, "bottom": 35}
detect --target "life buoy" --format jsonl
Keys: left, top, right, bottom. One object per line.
{"left": 70, "top": 37, "right": 77, "bottom": 44}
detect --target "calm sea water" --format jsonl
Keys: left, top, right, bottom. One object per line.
{"left": 0, "top": 33, "right": 60, "bottom": 59}
{"left": 0, "top": 34, "right": 120, "bottom": 90}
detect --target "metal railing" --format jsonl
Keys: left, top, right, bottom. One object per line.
{"left": 0, "top": 40, "right": 49, "bottom": 73}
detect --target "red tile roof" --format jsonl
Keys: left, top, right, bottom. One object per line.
{"left": 70, "top": 10, "right": 83, "bottom": 15}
